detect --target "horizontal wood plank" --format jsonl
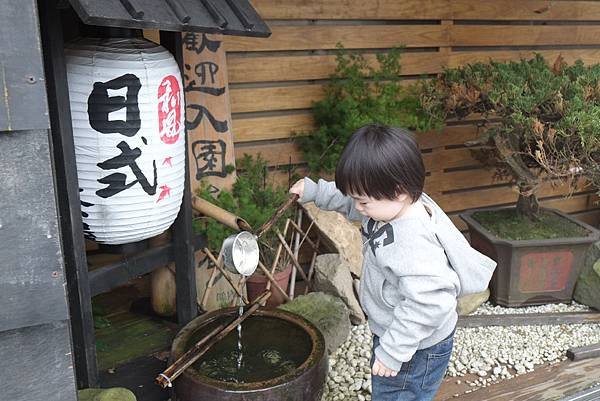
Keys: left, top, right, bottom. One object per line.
{"left": 249, "top": 0, "right": 451, "bottom": 20}
{"left": 228, "top": 50, "right": 600, "bottom": 85}
{"left": 451, "top": 25, "right": 600, "bottom": 47}
{"left": 233, "top": 134, "right": 482, "bottom": 171}
{"left": 227, "top": 52, "right": 445, "bottom": 83}
{"left": 451, "top": 0, "right": 600, "bottom": 21}
{"left": 232, "top": 114, "right": 482, "bottom": 149}
{"left": 231, "top": 84, "right": 325, "bottom": 113}
{"left": 231, "top": 79, "right": 419, "bottom": 113}
{"left": 542, "top": 193, "right": 600, "bottom": 213}
{"left": 573, "top": 209, "right": 600, "bottom": 227}
{"left": 234, "top": 141, "right": 304, "bottom": 166}
{"left": 227, "top": 49, "right": 600, "bottom": 83}
{"left": 426, "top": 169, "right": 507, "bottom": 192}
{"left": 250, "top": 0, "right": 600, "bottom": 21}
{"left": 224, "top": 25, "right": 449, "bottom": 52}
{"left": 425, "top": 147, "right": 480, "bottom": 172}
{"left": 448, "top": 49, "right": 600, "bottom": 69}
{"left": 267, "top": 166, "right": 310, "bottom": 188}
{"left": 437, "top": 180, "right": 593, "bottom": 213}
{"left": 452, "top": 356, "right": 600, "bottom": 401}
{"left": 232, "top": 113, "right": 314, "bottom": 142}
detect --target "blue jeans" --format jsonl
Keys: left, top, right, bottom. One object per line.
{"left": 371, "top": 330, "right": 454, "bottom": 401}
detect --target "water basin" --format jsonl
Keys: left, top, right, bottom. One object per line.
{"left": 170, "top": 308, "right": 328, "bottom": 401}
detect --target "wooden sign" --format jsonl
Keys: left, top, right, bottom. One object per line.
{"left": 182, "top": 32, "right": 236, "bottom": 195}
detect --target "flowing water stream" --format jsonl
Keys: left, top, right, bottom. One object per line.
{"left": 236, "top": 294, "right": 244, "bottom": 374}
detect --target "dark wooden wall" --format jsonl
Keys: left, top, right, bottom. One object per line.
{"left": 0, "top": 1, "right": 77, "bottom": 399}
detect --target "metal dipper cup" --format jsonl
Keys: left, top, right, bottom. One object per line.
{"left": 221, "top": 193, "right": 299, "bottom": 276}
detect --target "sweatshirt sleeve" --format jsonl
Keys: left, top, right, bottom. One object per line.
{"left": 374, "top": 230, "right": 458, "bottom": 371}
{"left": 300, "top": 177, "right": 363, "bottom": 221}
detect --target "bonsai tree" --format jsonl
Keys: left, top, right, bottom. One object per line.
{"left": 420, "top": 54, "right": 600, "bottom": 221}
{"left": 194, "top": 154, "right": 293, "bottom": 270}
{"left": 297, "top": 45, "right": 441, "bottom": 175}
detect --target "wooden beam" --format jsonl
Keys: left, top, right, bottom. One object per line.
{"left": 458, "top": 312, "right": 600, "bottom": 328}
{"left": 567, "top": 343, "right": 600, "bottom": 361}
{"left": 449, "top": 357, "right": 600, "bottom": 401}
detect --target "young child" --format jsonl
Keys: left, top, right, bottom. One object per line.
{"left": 289, "top": 124, "right": 496, "bottom": 401}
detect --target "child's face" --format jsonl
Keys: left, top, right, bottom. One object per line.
{"left": 349, "top": 192, "right": 411, "bottom": 222}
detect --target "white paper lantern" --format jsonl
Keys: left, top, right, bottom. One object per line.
{"left": 65, "top": 37, "right": 185, "bottom": 245}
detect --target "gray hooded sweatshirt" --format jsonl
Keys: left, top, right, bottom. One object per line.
{"left": 301, "top": 178, "right": 496, "bottom": 371}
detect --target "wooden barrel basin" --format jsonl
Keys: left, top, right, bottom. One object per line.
{"left": 170, "top": 308, "right": 328, "bottom": 401}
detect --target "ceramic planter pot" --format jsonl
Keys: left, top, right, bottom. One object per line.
{"left": 461, "top": 207, "right": 600, "bottom": 307}
{"left": 246, "top": 265, "right": 292, "bottom": 308}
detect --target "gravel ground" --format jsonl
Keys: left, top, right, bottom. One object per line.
{"left": 322, "top": 302, "right": 600, "bottom": 401}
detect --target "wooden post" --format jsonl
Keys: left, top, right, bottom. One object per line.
{"left": 181, "top": 32, "right": 236, "bottom": 195}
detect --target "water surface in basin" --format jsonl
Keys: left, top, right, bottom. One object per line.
{"left": 188, "top": 315, "right": 312, "bottom": 383}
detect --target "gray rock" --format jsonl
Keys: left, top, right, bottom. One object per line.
{"left": 313, "top": 254, "right": 366, "bottom": 324}
{"left": 303, "top": 203, "right": 364, "bottom": 278}
{"left": 574, "top": 241, "right": 600, "bottom": 309}
{"left": 78, "top": 388, "right": 136, "bottom": 401}
{"left": 457, "top": 289, "right": 490, "bottom": 316}
{"left": 279, "top": 292, "right": 351, "bottom": 354}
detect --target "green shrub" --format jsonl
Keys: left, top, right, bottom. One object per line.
{"left": 296, "top": 45, "right": 442, "bottom": 175}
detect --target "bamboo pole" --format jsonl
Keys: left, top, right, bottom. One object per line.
{"left": 204, "top": 248, "right": 249, "bottom": 304}
{"left": 155, "top": 290, "right": 271, "bottom": 388}
{"left": 255, "top": 194, "right": 298, "bottom": 238}
{"left": 192, "top": 196, "right": 252, "bottom": 232}
{"left": 289, "top": 209, "right": 303, "bottom": 299}
{"left": 275, "top": 229, "right": 312, "bottom": 290}
{"left": 287, "top": 220, "right": 318, "bottom": 250}
{"left": 199, "top": 249, "right": 223, "bottom": 310}
{"left": 264, "top": 220, "right": 290, "bottom": 292}
{"left": 305, "top": 237, "right": 320, "bottom": 295}
{"left": 261, "top": 219, "right": 290, "bottom": 307}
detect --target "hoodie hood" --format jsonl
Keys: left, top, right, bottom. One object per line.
{"left": 420, "top": 193, "right": 497, "bottom": 296}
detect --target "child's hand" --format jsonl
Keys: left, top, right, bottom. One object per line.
{"left": 372, "top": 358, "right": 398, "bottom": 377}
{"left": 289, "top": 179, "right": 305, "bottom": 199}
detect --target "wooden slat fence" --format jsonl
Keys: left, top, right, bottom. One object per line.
{"left": 223, "top": 0, "right": 600, "bottom": 229}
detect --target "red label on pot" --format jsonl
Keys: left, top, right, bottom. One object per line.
{"left": 519, "top": 251, "right": 573, "bottom": 293}
{"left": 157, "top": 75, "right": 181, "bottom": 144}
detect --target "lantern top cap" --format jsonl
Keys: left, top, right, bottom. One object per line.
{"left": 67, "top": 0, "right": 271, "bottom": 37}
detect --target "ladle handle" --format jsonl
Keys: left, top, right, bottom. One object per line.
{"left": 255, "top": 193, "right": 299, "bottom": 238}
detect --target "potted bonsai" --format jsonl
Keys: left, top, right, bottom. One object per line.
{"left": 420, "top": 54, "right": 600, "bottom": 306}
{"left": 195, "top": 154, "right": 295, "bottom": 307}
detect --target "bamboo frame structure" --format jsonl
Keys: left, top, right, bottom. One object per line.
{"left": 198, "top": 216, "right": 321, "bottom": 309}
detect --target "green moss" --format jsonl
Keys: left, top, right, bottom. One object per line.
{"left": 278, "top": 293, "right": 348, "bottom": 335}
{"left": 95, "top": 312, "right": 174, "bottom": 370}
{"left": 472, "top": 209, "right": 587, "bottom": 241}
{"left": 78, "top": 388, "right": 136, "bottom": 401}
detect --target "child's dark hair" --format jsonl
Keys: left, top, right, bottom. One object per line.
{"left": 335, "top": 124, "right": 425, "bottom": 202}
